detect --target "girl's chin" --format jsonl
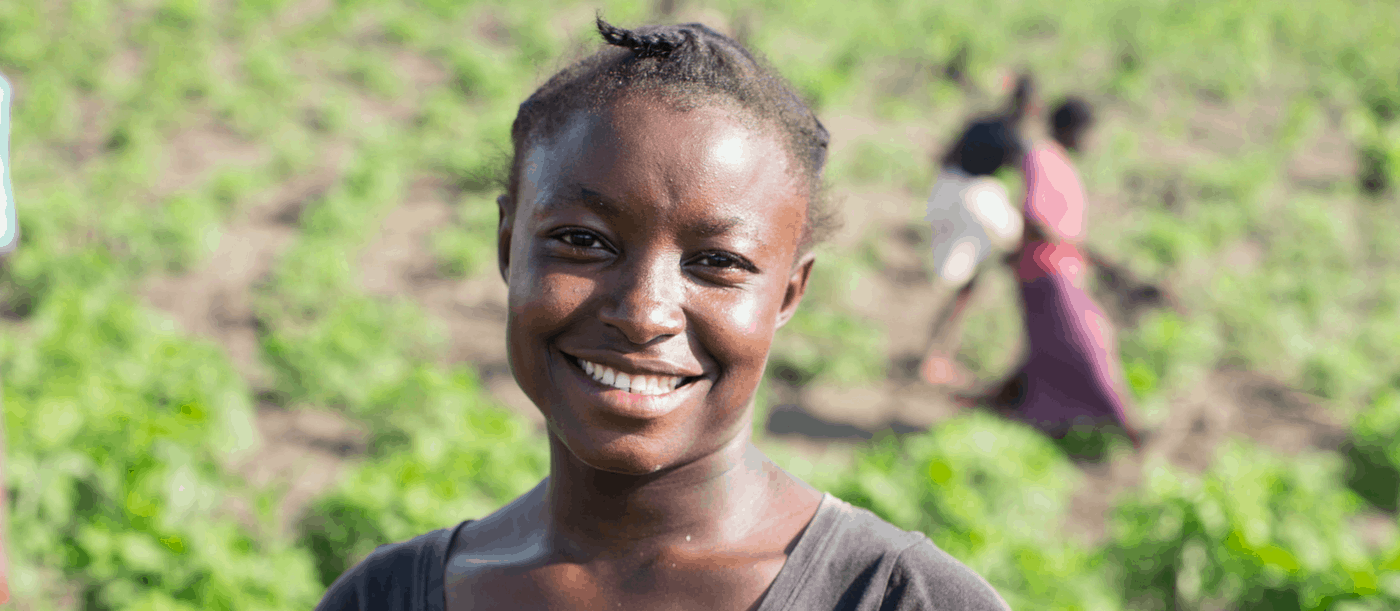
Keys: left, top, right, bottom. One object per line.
{"left": 553, "top": 426, "right": 747, "bottom": 477}
{"left": 548, "top": 427, "right": 685, "bottom": 474}
{"left": 573, "top": 447, "right": 683, "bottom": 476}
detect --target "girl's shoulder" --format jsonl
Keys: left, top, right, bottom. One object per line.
{"left": 763, "top": 495, "right": 1010, "bottom": 611}
{"left": 314, "top": 522, "right": 469, "bottom": 611}
{"left": 878, "top": 535, "right": 1012, "bottom": 611}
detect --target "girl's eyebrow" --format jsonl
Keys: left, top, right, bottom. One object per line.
{"left": 689, "top": 215, "right": 744, "bottom": 238}
{"left": 542, "top": 187, "right": 748, "bottom": 239}
{"left": 535, "top": 187, "right": 622, "bottom": 218}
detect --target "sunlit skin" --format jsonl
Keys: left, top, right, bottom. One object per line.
{"left": 443, "top": 93, "right": 825, "bottom": 610}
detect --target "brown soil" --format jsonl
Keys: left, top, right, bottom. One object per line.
{"left": 153, "top": 119, "right": 268, "bottom": 198}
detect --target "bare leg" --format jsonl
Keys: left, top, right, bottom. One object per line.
{"left": 920, "top": 277, "right": 977, "bottom": 386}
{"left": 928, "top": 279, "right": 976, "bottom": 349}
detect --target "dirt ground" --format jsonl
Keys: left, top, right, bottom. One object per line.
{"left": 134, "top": 57, "right": 1388, "bottom": 549}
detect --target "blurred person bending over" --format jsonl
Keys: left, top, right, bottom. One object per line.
{"left": 978, "top": 97, "right": 1142, "bottom": 448}
{"left": 918, "top": 76, "right": 1034, "bottom": 386}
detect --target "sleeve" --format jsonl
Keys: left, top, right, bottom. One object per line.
{"left": 314, "top": 544, "right": 408, "bottom": 611}
{"left": 314, "top": 568, "right": 363, "bottom": 611}
{"left": 314, "top": 530, "right": 447, "bottom": 611}
{"left": 878, "top": 540, "right": 1012, "bottom": 611}
{"left": 314, "top": 547, "right": 375, "bottom": 611}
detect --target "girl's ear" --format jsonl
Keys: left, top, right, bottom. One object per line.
{"left": 775, "top": 251, "right": 817, "bottom": 329}
{"left": 497, "top": 194, "right": 513, "bottom": 284}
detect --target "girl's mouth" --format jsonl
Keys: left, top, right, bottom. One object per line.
{"left": 563, "top": 354, "right": 704, "bottom": 396}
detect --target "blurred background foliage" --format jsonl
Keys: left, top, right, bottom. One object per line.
{"left": 1, "top": 0, "right": 1399, "bottom": 608}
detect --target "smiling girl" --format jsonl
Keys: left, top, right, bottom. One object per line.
{"left": 315, "top": 18, "right": 1009, "bottom": 611}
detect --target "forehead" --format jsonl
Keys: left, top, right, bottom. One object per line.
{"left": 518, "top": 96, "right": 806, "bottom": 232}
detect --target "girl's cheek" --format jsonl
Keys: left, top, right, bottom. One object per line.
{"left": 509, "top": 265, "right": 593, "bottom": 327}
{"left": 716, "top": 293, "right": 776, "bottom": 362}
{"left": 737, "top": 301, "right": 763, "bottom": 336}
{"left": 541, "top": 272, "right": 594, "bottom": 318}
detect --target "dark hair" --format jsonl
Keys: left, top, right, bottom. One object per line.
{"left": 1051, "top": 96, "right": 1094, "bottom": 136}
{"left": 939, "top": 71, "right": 1034, "bottom": 170}
{"left": 954, "top": 120, "right": 1026, "bottom": 176}
{"left": 504, "top": 16, "right": 837, "bottom": 249}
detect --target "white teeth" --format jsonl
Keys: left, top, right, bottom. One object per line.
{"left": 578, "top": 359, "right": 684, "bottom": 395}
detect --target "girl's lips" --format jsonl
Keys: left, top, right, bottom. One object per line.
{"left": 560, "top": 352, "right": 703, "bottom": 420}
{"left": 579, "top": 357, "right": 684, "bottom": 395}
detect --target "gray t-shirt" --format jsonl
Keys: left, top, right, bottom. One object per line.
{"left": 315, "top": 493, "right": 1010, "bottom": 611}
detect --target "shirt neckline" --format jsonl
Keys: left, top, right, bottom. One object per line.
{"left": 754, "top": 492, "right": 846, "bottom": 611}
{"left": 434, "top": 518, "right": 477, "bottom": 611}
{"left": 435, "top": 495, "right": 843, "bottom": 611}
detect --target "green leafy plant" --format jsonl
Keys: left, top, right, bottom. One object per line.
{"left": 769, "top": 247, "right": 887, "bottom": 386}
{"left": 814, "top": 414, "right": 1124, "bottom": 611}
{"left": 298, "top": 365, "right": 547, "bottom": 587}
{"left": 2, "top": 286, "right": 321, "bottom": 609}
{"left": 1346, "top": 388, "right": 1400, "bottom": 512}
{"left": 1109, "top": 441, "right": 1386, "bottom": 611}
{"left": 430, "top": 193, "right": 499, "bottom": 279}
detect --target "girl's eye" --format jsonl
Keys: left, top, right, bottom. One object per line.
{"left": 693, "top": 252, "right": 756, "bottom": 273}
{"left": 699, "top": 253, "right": 740, "bottom": 268}
{"left": 558, "top": 230, "right": 604, "bottom": 249}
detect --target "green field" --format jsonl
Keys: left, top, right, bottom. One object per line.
{"left": 3, "top": 0, "right": 1400, "bottom": 609}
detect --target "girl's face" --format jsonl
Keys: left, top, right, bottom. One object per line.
{"left": 500, "top": 94, "right": 814, "bottom": 475}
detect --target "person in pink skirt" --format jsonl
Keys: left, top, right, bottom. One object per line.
{"left": 972, "top": 96, "right": 1142, "bottom": 448}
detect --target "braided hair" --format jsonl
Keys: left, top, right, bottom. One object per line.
{"left": 505, "top": 16, "right": 837, "bottom": 249}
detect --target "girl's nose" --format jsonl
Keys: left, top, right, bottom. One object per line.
{"left": 597, "top": 259, "right": 685, "bottom": 346}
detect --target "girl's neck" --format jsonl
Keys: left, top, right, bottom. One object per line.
{"left": 542, "top": 427, "right": 782, "bottom": 553}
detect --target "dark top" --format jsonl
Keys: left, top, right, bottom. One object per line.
{"left": 315, "top": 493, "right": 1010, "bottom": 611}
